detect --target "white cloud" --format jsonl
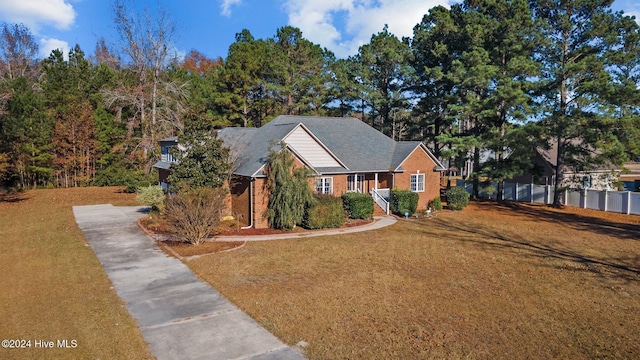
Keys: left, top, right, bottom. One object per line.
{"left": 0, "top": 0, "right": 76, "bottom": 33}
{"left": 284, "top": 0, "right": 451, "bottom": 58}
{"left": 40, "top": 37, "right": 69, "bottom": 59}
{"left": 220, "top": 0, "right": 242, "bottom": 17}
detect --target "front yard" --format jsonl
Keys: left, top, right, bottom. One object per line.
{"left": 0, "top": 188, "right": 153, "bottom": 360}
{"left": 2, "top": 187, "right": 638, "bottom": 359}
{"left": 186, "top": 201, "right": 640, "bottom": 359}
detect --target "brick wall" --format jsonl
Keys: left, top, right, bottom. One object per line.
{"left": 230, "top": 176, "right": 251, "bottom": 227}
{"left": 253, "top": 177, "right": 270, "bottom": 229}
{"left": 394, "top": 147, "right": 441, "bottom": 210}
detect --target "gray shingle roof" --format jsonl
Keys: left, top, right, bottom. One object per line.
{"left": 156, "top": 115, "right": 445, "bottom": 177}
{"left": 392, "top": 142, "right": 422, "bottom": 171}
{"left": 295, "top": 116, "right": 396, "bottom": 172}
{"left": 153, "top": 160, "right": 171, "bottom": 170}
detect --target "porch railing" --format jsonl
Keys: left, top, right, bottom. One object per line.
{"left": 371, "top": 188, "right": 390, "bottom": 215}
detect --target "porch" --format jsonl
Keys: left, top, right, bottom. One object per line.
{"left": 341, "top": 172, "right": 391, "bottom": 215}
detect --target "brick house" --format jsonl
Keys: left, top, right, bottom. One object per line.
{"left": 155, "top": 115, "right": 445, "bottom": 229}
{"left": 509, "top": 140, "right": 622, "bottom": 191}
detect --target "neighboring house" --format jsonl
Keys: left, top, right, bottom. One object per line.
{"left": 619, "top": 161, "right": 640, "bottom": 191}
{"left": 510, "top": 141, "right": 621, "bottom": 191}
{"left": 154, "top": 115, "right": 446, "bottom": 229}
{"left": 155, "top": 136, "right": 178, "bottom": 191}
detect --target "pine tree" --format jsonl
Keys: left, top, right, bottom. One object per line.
{"left": 463, "top": 0, "right": 540, "bottom": 201}
{"left": 43, "top": 47, "right": 99, "bottom": 187}
{"left": 606, "top": 13, "right": 640, "bottom": 161}
{"left": 210, "top": 30, "right": 271, "bottom": 128}
{"left": 352, "top": 25, "right": 414, "bottom": 138}
{"left": 532, "top": 0, "right": 624, "bottom": 205}
{"left": 409, "top": 5, "right": 465, "bottom": 159}
{"left": 0, "top": 77, "right": 53, "bottom": 189}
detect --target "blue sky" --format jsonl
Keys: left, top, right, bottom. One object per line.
{"left": 0, "top": 0, "right": 638, "bottom": 61}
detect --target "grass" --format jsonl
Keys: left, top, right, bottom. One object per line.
{"left": 186, "top": 201, "right": 640, "bottom": 359}
{"left": 0, "top": 187, "right": 153, "bottom": 360}
{"left": 159, "top": 240, "right": 244, "bottom": 258}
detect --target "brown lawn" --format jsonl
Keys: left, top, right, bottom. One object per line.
{"left": 0, "top": 188, "right": 153, "bottom": 360}
{"left": 187, "top": 201, "right": 640, "bottom": 359}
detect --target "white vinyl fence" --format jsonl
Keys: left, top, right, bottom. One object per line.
{"left": 456, "top": 180, "right": 640, "bottom": 215}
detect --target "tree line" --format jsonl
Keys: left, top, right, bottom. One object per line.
{"left": 1, "top": 0, "right": 639, "bottom": 205}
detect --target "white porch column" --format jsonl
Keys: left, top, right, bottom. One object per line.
{"left": 374, "top": 173, "right": 378, "bottom": 191}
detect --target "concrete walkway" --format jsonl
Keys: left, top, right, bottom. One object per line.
{"left": 216, "top": 215, "right": 397, "bottom": 242}
{"left": 73, "top": 204, "right": 303, "bottom": 360}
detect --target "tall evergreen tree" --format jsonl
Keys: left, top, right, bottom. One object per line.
{"left": 266, "top": 26, "right": 332, "bottom": 117}
{"left": 211, "top": 30, "right": 271, "bottom": 128}
{"left": 531, "top": 0, "right": 624, "bottom": 205}
{"left": 464, "top": 0, "right": 540, "bottom": 200}
{"left": 0, "top": 77, "right": 53, "bottom": 189}
{"left": 327, "top": 58, "right": 360, "bottom": 117}
{"left": 353, "top": 25, "right": 414, "bottom": 138}
{"left": 606, "top": 13, "right": 640, "bottom": 161}
{"left": 409, "top": 5, "right": 466, "bottom": 159}
{"left": 43, "top": 46, "right": 100, "bottom": 187}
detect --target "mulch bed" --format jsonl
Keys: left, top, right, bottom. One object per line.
{"left": 139, "top": 216, "right": 375, "bottom": 258}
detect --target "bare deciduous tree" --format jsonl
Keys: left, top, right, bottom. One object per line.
{"left": 104, "top": 0, "right": 187, "bottom": 171}
{"left": 0, "top": 22, "right": 39, "bottom": 81}
{"left": 164, "top": 187, "right": 227, "bottom": 245}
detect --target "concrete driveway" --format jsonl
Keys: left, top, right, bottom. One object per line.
{"left": 73, "top": 204, "right": 303, "bottom": 360}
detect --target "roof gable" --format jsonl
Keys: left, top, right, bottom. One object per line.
{"left": 393, "top": 142, "right": 446, "bottom": 172}
{"left": 283, "top": 115, "right": 396, "bottom": 172}
{"left": 282, "top": 124, "right": 346, "bottom": 169}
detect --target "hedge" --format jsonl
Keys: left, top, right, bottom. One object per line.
{"left": 303, "top": 195, "right": 345, "bottom": 229}
{"left": 341, "top": 192, "right": 374, "bottom": 219}
{"left": 390, "top": 189, "right": 419, "bottom": 215}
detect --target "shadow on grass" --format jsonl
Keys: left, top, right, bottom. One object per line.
{"left": 474, "top": 200, "right": 640, "bottom": 241}
{"left": 419, "top": 215, "right": 640, "bottom": 283}
{"left": 0, "top": 192, "right": 29, "bottom": 203}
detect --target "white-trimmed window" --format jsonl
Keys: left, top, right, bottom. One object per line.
{"left": 347, "top": 174, "right": 365, "bottom": 193}
{"left": 411, "top": 173, "right": 425, "bottom": 192}
{"left": 315, "top": 177, "right": 333, "bottom": 194}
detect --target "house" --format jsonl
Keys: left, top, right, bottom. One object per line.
{"left": 155, "top": 115, "right": 446, "bottom": 229}
{"left": 619, "top": 161, "right": 640, "bottom": 191}
{"left": 509, "top": 140, "right": 621, "bottom": 191}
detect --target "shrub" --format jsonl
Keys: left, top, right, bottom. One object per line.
{"left": 341, "top": 192, "right": 374, "bottom": 219}
{"left": 390, "top": 189, "right": 419, "bottom": 215}
{"left": 429, "top": 196, "right": 443, "bottom": 211}
{"left": 446, "top": 187, "right": 470, "bottom": 210}
{"left": 136, "top": 185, "right": 165, "bottom": 211}
{"left": 265, "top": 143, "right": 314, "bottom": 230}
{"left": 164, "top": 187, "right": 227, "bottom": 245}
{"left": 94, "top": 164, "right": 155, "bottom": 193}
{"left": 304, "top": 195, "right": 345, "bottom": 230}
